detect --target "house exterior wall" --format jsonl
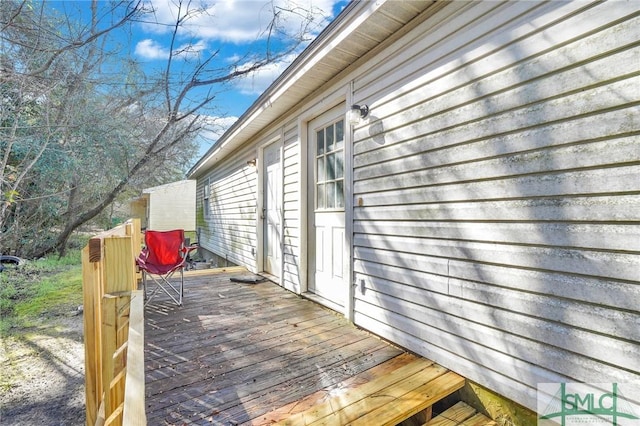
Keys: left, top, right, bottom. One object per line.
{"left": 193, "top": 0, "right": 639, "bottom": 413}
{"left": 282, "top": 121, "right": 303, "bottom": 293}
{"left": 349, "top": 1, "right": 639, "bottom": 410}
{"left": 144, "top": 180, "right": 196, "bottom": 231}
{"left": 196, "top": 147, "right": 258, "bottom": 269}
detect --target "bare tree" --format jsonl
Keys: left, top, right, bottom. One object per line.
{"left": 1, "top": 0, "right": 325, "bottom": 257}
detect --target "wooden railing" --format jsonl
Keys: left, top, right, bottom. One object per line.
{"left": 82, "top": 219, "right": 146, "bottom": 426}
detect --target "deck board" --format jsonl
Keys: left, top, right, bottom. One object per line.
{"left": 144, "top": 268, "right": 448, "bottom": 425}
{"left": 252, "top": 352, "right": 420, "bottom": 425}
{"left": 144, "top": 268, "right": 405, "bottom": 425}
{"left": 426, "top": 401, "right": 496, "bottom": 426}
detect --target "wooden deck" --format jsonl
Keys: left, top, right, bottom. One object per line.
{"left": 144, "top": 267, "right": 461, "bottom": 425}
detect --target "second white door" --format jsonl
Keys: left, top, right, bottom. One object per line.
{"left": 263, "top": 142, "right": 282, "bottom": 278}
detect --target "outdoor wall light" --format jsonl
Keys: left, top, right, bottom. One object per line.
{"left": 349, "top": 104, "right": 369, "bottom": 125}
{"left": 247, "top": 159, "right": 257, "bottom": 167}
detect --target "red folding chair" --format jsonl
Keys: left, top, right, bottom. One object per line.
{"left": 135, "top": 229, "right": 198, "bottom": 306}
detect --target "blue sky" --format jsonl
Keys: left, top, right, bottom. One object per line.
{"left": 51, "top": 0, "right": 347, "bottom": 157}
{"left": 133, "top": 0, "right": 346, "bottom": 110}
{"left": 48, "top": 0, "right": 348, "bottom": 156}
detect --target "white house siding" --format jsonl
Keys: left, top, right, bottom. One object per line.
{"left": 197, "top": 147, "right": 259, "bottom": 269}
{"left": 144, "top": 180, "right": 196, "bottom": 231}
{"left": 350, "top": 1, "right": 639, "bottom": 411}
{"left": 282, "top": 122, "right": 302, "bottom": 293}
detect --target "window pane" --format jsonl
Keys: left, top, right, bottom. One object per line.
{"left": 335, "top": 150, "right": 344, "bottom": 179}
{"left": 317, "top": 157, "right": 325, "bottom": 182}
{"left": 326, "top": 153, "right": 336, "bottom": 180}
{"left": 326, "top": 124, "right": 335, "bottom": 151}
{"left": 326, "top": 182, "right": 336, "bottom": 208}
{"left": 336, "top": 180, "right": 344, "bottom": 208}
{"left": 316, "top": 183, "right": 325, "bottom": 209}
{"left": 316, "top": 130, "right": 324, "bottom": 155}
{"left": 335, "top": 120, "right": 344, "bottom": 150}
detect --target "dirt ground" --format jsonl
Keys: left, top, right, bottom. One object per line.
{"left": 0, "top": 311, "right": 85, "bottom": 425}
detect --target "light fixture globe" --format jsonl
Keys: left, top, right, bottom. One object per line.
{"left": 349, "top": 104, "right": 369, "bottom": 124}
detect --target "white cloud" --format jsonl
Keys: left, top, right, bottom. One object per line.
{"left": 135, "top": 38, "right": 207, "bottom": 60}
{"left": 197, "top": 115, "right": 239, "bottom": 156}
{"left": 141, "top": 0, "right": 338, "bottom": 43}
{"left": 232, "top": 54, "right": 297, "bottom": 95}
{"left": 134, "top": 39, "right": 170, "bottom": 59}
{"left": 201, "top": 115, "right": 238, "bottom": 138}
{"left": 174, "top": 40, "right": 208, "bottom": 59}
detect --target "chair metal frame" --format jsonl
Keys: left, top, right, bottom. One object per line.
{"left": 135, "top": 229, "right": 197, "bottom": 306}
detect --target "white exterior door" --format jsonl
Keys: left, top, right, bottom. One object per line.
{"left": 263, "top": 143, "right": 282, "bottom": 277}
{"left": 308, "top": 107, "right": 346, "bottom": 309}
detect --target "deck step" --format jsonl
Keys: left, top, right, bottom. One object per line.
{"left": 425, "top": 401, "right": 496, "bottom": 426}
{"left": 274, "top": 358, "right": 465, "bottom": 426}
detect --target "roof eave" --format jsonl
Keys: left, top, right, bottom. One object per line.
{"left": 187, "top": 0, "right": 375, "bottom": 179}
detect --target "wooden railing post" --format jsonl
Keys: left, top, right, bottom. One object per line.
{"left": 82, "top": 219, "right": 145, "bottom": 426}
{"left": 82, "top": 246, "right": 103, "bottom": 426}
{"left": 127, "top": 218, "right": 143, "bottom": 282}
{"left": 103, "top": 237, "right": 135, "bottom": 294}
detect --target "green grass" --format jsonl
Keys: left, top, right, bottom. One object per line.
{"left": 13, "top": 267, "right": 83, "bottom": 318}
{"left": 0, "top": 244, "right": 85, "bottom": 333}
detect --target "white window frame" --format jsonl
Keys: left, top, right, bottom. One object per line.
{"left": 203, "top": 177, "right": 211, "bottom": 219}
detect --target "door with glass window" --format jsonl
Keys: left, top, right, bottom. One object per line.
{"left": 308, "top": 106, "right": 346, "bottom": 309}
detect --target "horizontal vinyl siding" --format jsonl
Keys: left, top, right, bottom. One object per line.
{"left": 148, "top": 188, "right": 196, "bottom": 231}
{"left": 282, "top": 122, "right": 301, "bottom": 292}
{"left": 197, "top": 148, "right": 258, "bottom": 270}
{"left": 351, "top": 0, "right": 640, "bottom": 411}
